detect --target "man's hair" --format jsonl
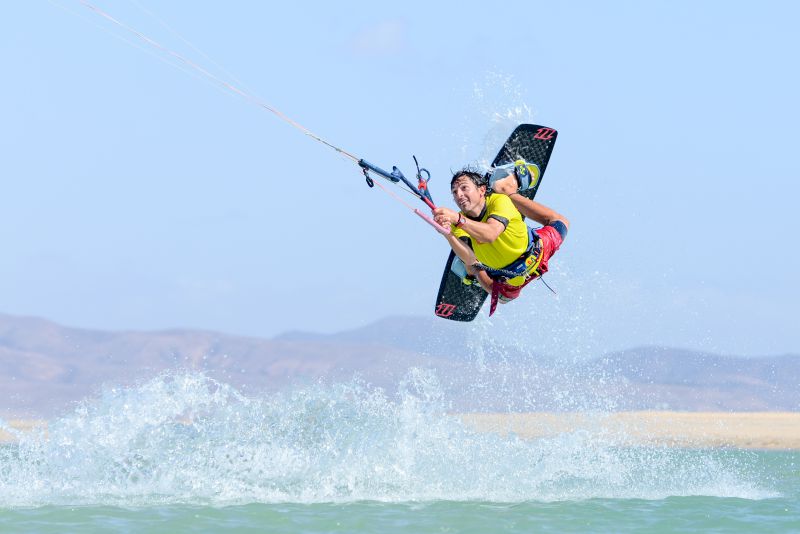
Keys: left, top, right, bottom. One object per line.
{"left": 450, "top": 167, "right": 488, "bottom": 190}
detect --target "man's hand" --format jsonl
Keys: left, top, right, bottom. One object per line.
{"left": 433, "top": 207, "right": 459, "bottom": 227}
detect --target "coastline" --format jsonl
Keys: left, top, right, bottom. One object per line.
{"left": 0, "top": 420, "right": 47, "bottom": 444}
{"left": 459, "top": 412, "right": 800, "bottom": 450}
{"left": 3, "top": 413, "right": 799, "bottom": 450}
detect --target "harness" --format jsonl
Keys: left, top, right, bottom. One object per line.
{"left": 473, "top": 227, "right": 544, "bottom": 316}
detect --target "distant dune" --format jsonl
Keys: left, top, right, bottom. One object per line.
{"left": 1, "top": 313, "right": 798, "bottom": 417}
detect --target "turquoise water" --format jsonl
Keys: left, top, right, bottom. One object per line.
{"left": 1, "top": 480, "right": 798, "bottom": 533}
{"left": 1, "top": 493, "right": 799, "bottom": 533}
{"left": 1, "top": 373, "right": 798, "bottom": 532}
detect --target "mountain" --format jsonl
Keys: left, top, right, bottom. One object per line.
{"left": 275, "top": 316, "right": 473, "bottom": 357}
{"left": 0, "top": 313, "right": 798, "bottom": 417}
{"left": 593, "top": 347, "right": 800, "bottom": 411}
{"left": 0, "top": 313, "right": 463, "bottom": 417}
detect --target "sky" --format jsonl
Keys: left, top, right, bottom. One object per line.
{"left": 1, "top": 1, "right": 798, "bottom": 358}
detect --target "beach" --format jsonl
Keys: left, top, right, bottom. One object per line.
{"left": 4, "top": 412, "right": 799, "bottom": 449}
{"left": 0, "top": 421, "right": 46, "bottom": 444}
{"left": 459, "top": 412, "right": 800, "bottom": 450}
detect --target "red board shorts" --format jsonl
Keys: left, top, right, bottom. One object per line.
{"left": 497, "top": 221, "right": 566, "bottom": 302}
{"left": 532, "top": 222, "right": 565, "bottom": 277}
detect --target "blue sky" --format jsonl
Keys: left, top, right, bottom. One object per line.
{"left": 1, "top": 1, "right": 798, "bottom": 357}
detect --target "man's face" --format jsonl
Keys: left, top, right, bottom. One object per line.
{"left": 451, "top": 176, "right": 486, "bottom": 217}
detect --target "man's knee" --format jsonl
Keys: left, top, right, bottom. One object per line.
{"left": 491, "top": 175, "right": 518, "bottom": 195}
{"left": 554, "top": 216, "right": 569, "bottom": 230}
{"left": 548, "top": 219, "right": 569, "bottom": 241}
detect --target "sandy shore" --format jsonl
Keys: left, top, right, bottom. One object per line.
{"left": 0, "top": 420, "right": 47, "bottom": 444}
{"left": 3, "top": 413, "right": 799, "bottom": 449}
{"left": 459, "top": 412, "right": 800, "bottom": 450}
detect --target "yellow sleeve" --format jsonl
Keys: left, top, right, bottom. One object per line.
{"left": 486, "top": 194, "right": 521, "bottom": 226}
{"left": 452, "top": 225, "right": 469, "bottom": 239}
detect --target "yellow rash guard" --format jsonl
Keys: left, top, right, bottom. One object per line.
{"left": 452, "top": 193, "right": 529, "bottom": 269}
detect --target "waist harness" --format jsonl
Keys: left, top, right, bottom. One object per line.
{"left": 473, "top": 227, "right": 544, "bottom": 316}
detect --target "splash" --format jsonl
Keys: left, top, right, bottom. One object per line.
{"left": 449, "top": 71, "right": 539, "bottom": 172}
{"left": 0, "top": 370, "right": 773, "bottom": 507}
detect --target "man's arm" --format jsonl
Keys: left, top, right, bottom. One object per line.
{"left": 508, "top": 195, "right": 570, "bottom": 229}
{"left": 443, "top": 233, "right": 477, "bottom": 267}
{"left": 432, "top": 207, "right": 505, "bottom": 243}
{"left": 492, "top": 176, "right": 569, "bottom": 229}
{"left": 442, "top": 233, "right": 495, "bottom": 294}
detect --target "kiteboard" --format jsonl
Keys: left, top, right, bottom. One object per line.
{"left": 433, "top": 124, "right": 558, "bottom": 322}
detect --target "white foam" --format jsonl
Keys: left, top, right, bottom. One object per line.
{"left": 0, "top": 370, "right": 776, "bottom": 506}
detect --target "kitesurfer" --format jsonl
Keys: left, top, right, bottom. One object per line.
{"left": 432, "top": 164, "right": 569, "bottom": 314}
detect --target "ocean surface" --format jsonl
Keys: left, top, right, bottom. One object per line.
{"left": 1, "top": 372, "right": 798, "bottom": 533}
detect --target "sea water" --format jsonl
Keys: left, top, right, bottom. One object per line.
{"left": 1, "top": 372, "right": 797, "bottom": 533}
